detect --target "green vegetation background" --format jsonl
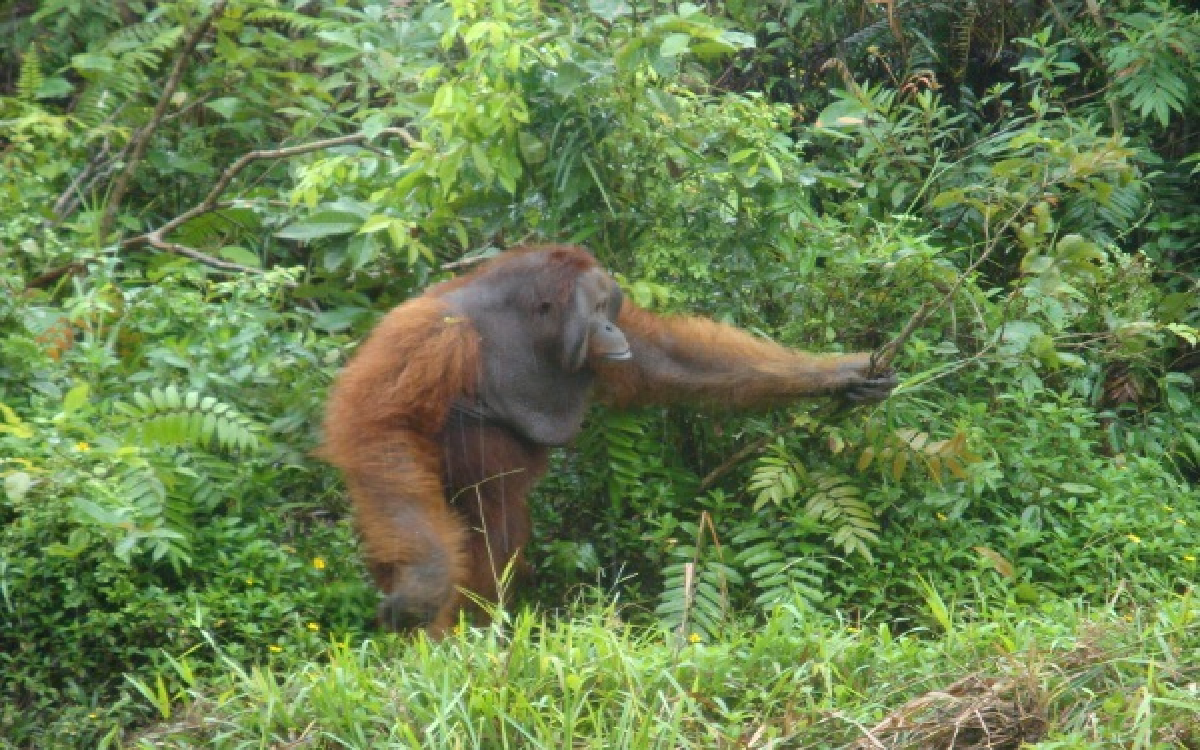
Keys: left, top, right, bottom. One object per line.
{"left": 0, "top": 0, "right": 1196, "bottom": 746}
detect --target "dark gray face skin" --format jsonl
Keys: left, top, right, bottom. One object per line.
{"left": 440, "top": 261, "right": 630, "bottom": 447}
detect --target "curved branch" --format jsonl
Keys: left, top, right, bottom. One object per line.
{"left": 100, "top": 0, "right": 229, "bottom": 239}
{"left": 123, "top": 127, "right": 418, "bottom": 273}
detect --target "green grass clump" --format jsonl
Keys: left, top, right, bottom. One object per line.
{"left": 121, "top": 593, "right": 1199, "bottom": 749}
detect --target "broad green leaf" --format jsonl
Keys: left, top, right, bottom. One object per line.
{"left": 358, "top": 215, "right": 398, "bottom": 234}
{"left": 4, "top": 472, "right": 33, "bottom": 502}
{"left": 204, "top": 97, "right": 242, "bottom": 120}
{"left": 218, "top": 246, "right": 261, "bottom": 268}
{"left": 276, "top": 212, "right": 362, "bottom": 240}
{"left": 659, "top": 33, "right": 692, "bottom": 58}
{"left": 62, "top": 383, "right": 89, "bottom": 415}
{"left": 588, "top": 0, "right": 632, "bottom": 22}
{"left": 815, "top": 99, "right": 867, "bottom": 129}
{"left": 931, "top": 189, "right": 966, "bottom": 209}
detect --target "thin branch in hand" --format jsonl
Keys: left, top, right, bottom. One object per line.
{"left": 870, "top": 300, "right": 934, "bottom": 376}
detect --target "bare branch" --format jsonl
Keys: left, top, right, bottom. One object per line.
{"left": 699, "top": 422, "right": 795, "bottom": 492}
{"left": 870, "top": 300, "right": 934, "bottom": 376}
{"left": 123, "top": 128, "right": 418, "bottom": 274}
{"left": 135, "top": 237, "right": 264, "bottom": 275}
{"left": 100, "top": 0, "right": 229, "bottom": 239}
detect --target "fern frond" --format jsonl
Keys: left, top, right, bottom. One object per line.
{"left": 805, "top": 474, "right": 879, "bottom": 561}
{"left": 655, "top": 516, "right": 739, "bottom": 643}
{"left": 732, "top": 525, "right": 828, "bottom": 610}
{"left": 114, "top": 386, "right": 264, "bottom": 454}
{"left": 1105, "top": 7, "right": 1200, "bottom": 128}
{"left": 747, "top": 442, "right": 804, "bottom": 511}
{"left": 108, "top": 22, "right": 184, "bottom": 59}
{"left": 17, "top": 46, "right": 44, "bottom": 102}
{"left": 245, "top": 8, "right": 338, "bottom": 33}
{"left": 118, "top": 462, "right": 194, "bottom": 568}
{"left": 951, "top": 2, "right": 978, "bottom": 83}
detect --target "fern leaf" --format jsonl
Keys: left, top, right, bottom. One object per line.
{"left": 115, "top": 389, "right": 264, "bottom": 454}
{"left": 17, "top": 46, "right": 44, "bottom": 102}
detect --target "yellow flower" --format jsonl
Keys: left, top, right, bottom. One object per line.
{"left": 1126, "top": 534, "right": 1141, "bottom": 544}
{"left": 1185, "top": 555, "right": 1196, "bottom": 562}
{"left": 306, "top": 622, "right": 319, "bottom": 632}
{"left": 88, "top": 713, "right": 98, "bottom": 719}
{"left": 936, "top": 512, "right": 947, "bottom": 521}
{"left": 688, "top": 633, "right": 703, "bottom": 644}
{"left": 1177, "top": 519, "right": 1187, "bottom": 525}
{"left": 75, "top": 441, "right": 90, "bottom": 452}
{"left": 1162, "top": 505, "right": 1174, "bottom": 512}
{"left": 312, "top": 557, "right": 326, "bottom": 570}
{"left": 245, "top": 577, "right": 255, "bottom": 585}
{"left": 269, "top": 645, "right": 283, "bottom": 653}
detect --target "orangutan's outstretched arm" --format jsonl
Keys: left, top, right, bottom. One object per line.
{"left": 594, "top": 300, "right": 895, "bottom": 409}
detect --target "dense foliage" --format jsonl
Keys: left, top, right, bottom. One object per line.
{"left": 1, "top": 0, "right": 1196, "bottom": 745}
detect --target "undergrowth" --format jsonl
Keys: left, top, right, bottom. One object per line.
{"left": 117, "top": 593, "right": 1200, "bottom": 749}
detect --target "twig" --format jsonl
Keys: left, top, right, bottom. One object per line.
{"left": 100, "top": 0, "right": 228, "bottom": 239}
{"left": 441, "top": 255, "right": 493, "bottom": 271}
{"left": 123, "top": 128, "right": 418, "bottom": 273}
{"left": 698, "top": 422, "right": 795, "bottom": 492}
{"left": 51, "top": 136, "right": 114, "bottom": 222}
{"left": 870, "top": 299, "right": 934, "bottom": 376}
{"left": 24, "top": 263, "right": 88, "bottom": 290}
{"left": 51, "top": 101, "right": 135, "bottom": 223}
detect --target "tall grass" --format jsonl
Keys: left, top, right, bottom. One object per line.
{"left": 119, "top": 591, "right": 1199, "bottom": 749}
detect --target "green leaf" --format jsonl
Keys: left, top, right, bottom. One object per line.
{"left": 37, "top": 77, "right": 73, "bottom": 98}
{"left": 72, "top": 498, "right": 124, "bottom": 526}
{"left": 4, "top": 472, "right": 33, "bottom": 502}
{"left": 729, "top": 148, "right": 757, "bottom": 164}
{"left": 358, "top": 215, "right": 397, "bottom": 234}
{"left": 815, "top": 99, "right": 868, "bottom": 129}
{"left": 71, "top": 53, "right": 115, "bottom": 73}
{"left": 588, "top": 0, "right": 631, "bottom": 22}
{"left": 996, "top": 321, "right": 1042, "bottom": 356}
{"left": 659, "top": 33, "right": 692, "bottom": 58}
{"left": 718, "top": 31, "right": 756, "bottom": 50}
{"left": 361, "top": 112, "right": 391, "bottom": 139}
{"left": 276, "top": 212, "right": 363, "bottom": 240}
{"left": 313, "top": 307, "right": 369, "bottom": 333}
{"left": 218, "top": 246, "right": 261, "bottom": 268}
{"left": 931, "top": 189, "right": 966, "bottom": 209}
{"left": 204, "top": 97, "right": 242, "bottom": 120}
{"left": 62, "top": 383, "right": 89, "bottom": 415}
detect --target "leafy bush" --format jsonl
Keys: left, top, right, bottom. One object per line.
{"left": 0, "top": 264, "right": 375, "bottom": 743}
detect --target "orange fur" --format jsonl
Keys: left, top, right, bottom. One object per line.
{"left": 321, "top": 296, "right": 483, "bottom": 635}
{"left": 595, "top": 300, "right": 872, "bottom": 408}
{"left": 323, "top": 296, "right": 481, "bottom": 461}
